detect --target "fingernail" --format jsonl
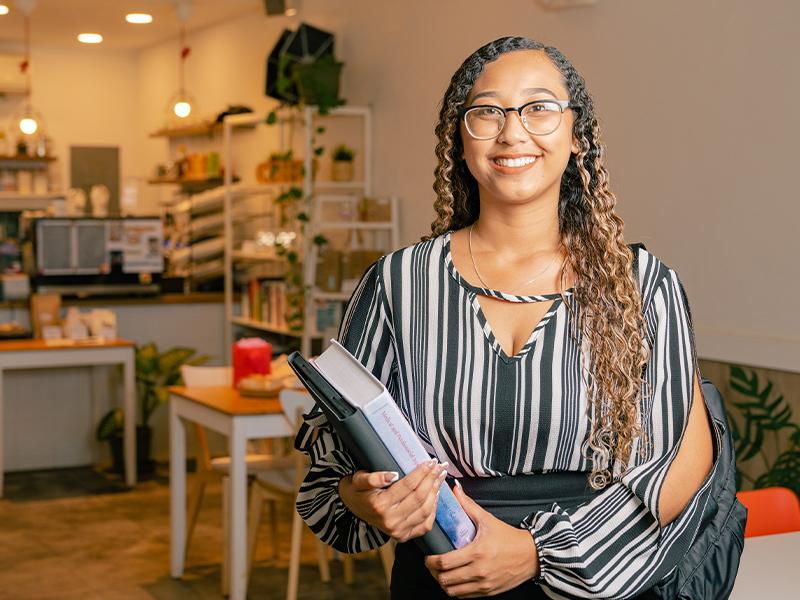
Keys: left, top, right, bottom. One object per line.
{"left": 440, "top": 461, "right": 449, "bottom": 470}
{"left": 436, "top": 470, "right": 447, "bottom": 483}
{"left": 384, "top": 471, "right": 399, "bottom": 484}
{"left": 426, "top": 459, "right": 437, "bottom": 470}
{"left": 455, "top": 479, "right": 462, "bottom": 490}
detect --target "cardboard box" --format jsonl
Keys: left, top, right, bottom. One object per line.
{"left": 341, "top": 250, "right": 383, "bottom": 281}
{"left": 315, "top": 249, "right": 342, "bottom": 292}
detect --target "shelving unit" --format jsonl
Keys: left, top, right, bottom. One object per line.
{"left": 0, "top": 155, "right": 61, "bottom": 210}
{"left": 150, "top": 117, "right": 254, "bottom": 291}
{"left": 221, "top": 106, "right": 400, "bottom": 361}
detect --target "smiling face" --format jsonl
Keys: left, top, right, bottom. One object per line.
{"left": 461, "top": 50, "right": 578, "bottom": 212}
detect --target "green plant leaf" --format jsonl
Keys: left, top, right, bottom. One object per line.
{"left": 266, "top": 111, "right": 277, "bottom": 125}
{"left": 728, "top": 364, "right": 800, "bottom": 494}
{"left": 313, "top": 235, "right": 328, "bottom": 246}
{"left": 296, "top": 212, "right": 309, "bottom": 222}
{"left": 96, "top": 409, "right": 124, "bottom": 441}
{"left": 158, "top": 347, "right": 197, "bottom": 376}
{"left": 753, "top": 449, "right": 800, "bottom": 498}
{"left": 316, "top": 126, "right": 325, "bottom": 134}
{"left": 314, "top": 147, "right": 324, "bottom": 156}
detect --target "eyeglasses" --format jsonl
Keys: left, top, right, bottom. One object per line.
{"left": 457, "top": 99, "right": 573, "bottom": 140}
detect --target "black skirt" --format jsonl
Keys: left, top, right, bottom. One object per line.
{"left": 390, "top": 472, "right": 602, "bottom": 599}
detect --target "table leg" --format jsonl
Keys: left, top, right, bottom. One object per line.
{"left": 0, "top": 367, "right": 4, "bottom": 498}
{"left": 228, "top": 419, "right": 248, "bottom": 600}
{"left": 123, "top": 350, "right": 136, "bottom": 488}
{"left": 170, "top": 398, "right": 187, "bottom": 578}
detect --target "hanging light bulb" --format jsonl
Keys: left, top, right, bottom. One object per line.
{"left": 174, "top": 100, "right": 191, "bottom": 118}
{"left": 14, "top": 5, "right": 48, "bottom": 140}
{"left": 165, "top": 11, "right": 196, "bottom": 124}
{"left": 20, "top": 117, "right": 36, "bottom": 134}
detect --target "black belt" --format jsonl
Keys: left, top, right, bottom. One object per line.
{"left": 455, "top": 471, "right": 602, "bottom": 525}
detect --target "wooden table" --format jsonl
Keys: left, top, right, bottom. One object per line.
{"left": 729, "top": 531, "right": 800, "bottom": 598}
{"left": 168, "top": 385, "right": 295, "bottom": 600}
{"left": 0, "top": 338, "right": 136, "bottom": 496}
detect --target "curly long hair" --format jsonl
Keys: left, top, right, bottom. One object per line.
{"left": 428, "top": 37, "right": 649, "bottom": 488}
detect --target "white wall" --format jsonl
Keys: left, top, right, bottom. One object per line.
{"left": 131, "top": 0, "right": 800, "bottom": 372}
{"left": 0, "top": 301, "right": 228, "bottom": 470}
{"left": 0, "top": 42, "right": 139, "bottom": 196}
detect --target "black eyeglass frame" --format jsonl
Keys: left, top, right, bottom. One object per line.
{"left": 456, "top": 99, "right": 573, "bottom": 139}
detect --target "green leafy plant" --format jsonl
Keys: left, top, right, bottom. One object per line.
{"left": 332, "top": 144, "right": 355, "bottom": 162}
{"left": 275, "top": 54, "right": 344, "bottom": 115}
{"left": 96, "top": 344, "right": 209, "bottom": 441}
{"left": 728, "top": 365, "right": 800, "bottom": 497}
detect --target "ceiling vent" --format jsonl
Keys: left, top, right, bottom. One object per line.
{"left": 538, "top": 0, "right": 598, "bottom": 9}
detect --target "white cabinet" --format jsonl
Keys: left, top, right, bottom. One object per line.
{"left": 221, "top": 106, "right": 400, "bottom": 361}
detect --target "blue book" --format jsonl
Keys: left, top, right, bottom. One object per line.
{"left": 308, "top": 340, "right": 476, "bottom": 552}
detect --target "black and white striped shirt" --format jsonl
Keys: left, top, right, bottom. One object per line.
{"left": 296, "top": 234, "right": 714, "bottom": 599}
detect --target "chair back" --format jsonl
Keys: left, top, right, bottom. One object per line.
{"left": 279, "top": 389, "right": 317, "bottom": 429}
{"left": 279, "top": 388, "right": 317, "bottom": 488}
{"left": 737, "top": 487, "right": 800, "bottom": 537}
{"left": 180, "top": 365, "right": 233, "bottom": 387}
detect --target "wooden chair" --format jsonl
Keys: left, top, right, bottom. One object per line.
{"left": 246, "top": 388, "right": 394, "bottom": 600}
{"left": 737, "top": 487, "right": 800, "bottom": 538}
{"left": 179, "top": 365, "right": 291, "bottom": 591}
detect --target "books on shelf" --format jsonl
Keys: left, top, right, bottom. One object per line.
{"left": 242, "top": 279, "right": 287, "bottom": 328}
{"left": 288, "top": 341, "right": 476, "bottom": 555}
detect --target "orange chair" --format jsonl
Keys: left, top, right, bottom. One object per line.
{"left": 736, "top": 487, "right": 800, "bottom": 538}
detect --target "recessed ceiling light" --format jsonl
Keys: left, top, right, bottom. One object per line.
{"left": 0, "top": 6, "right": 9, "bottom": 16}
{"left": 78, "top": 33, "right": 103, "bottom": 44}
{"left": 126, "top": 13, "right": 152, "bottom": 24}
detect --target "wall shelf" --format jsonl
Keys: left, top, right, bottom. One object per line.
{"left": 229, "top": 316, "right": 301, "bottom": 338}
{"left": 0, "top": 192, "right": 63, "bottom": 211}
{"left": 150, "top": 121, "right": 256, "bottom": 139}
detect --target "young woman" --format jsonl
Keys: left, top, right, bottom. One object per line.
{"left": 296, "top": 37, "right": 716, "bottom": 599}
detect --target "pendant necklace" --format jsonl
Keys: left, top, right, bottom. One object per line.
{"left": 468, "top": 223, "right": 562, "bottom": 295}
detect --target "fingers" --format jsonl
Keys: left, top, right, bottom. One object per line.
{"left": 390, "top": 466, "right": 447, "bottom": 542}
{"left": 351, "top": 469, "right": 399, "bottom": 491}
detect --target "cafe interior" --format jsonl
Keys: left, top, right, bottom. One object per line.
{"left": 0, "top": 1, "right": 798, "bottom": 598}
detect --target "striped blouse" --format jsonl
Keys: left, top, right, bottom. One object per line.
{"left": 295, "top": 233, "right": 716, "bottom": 599}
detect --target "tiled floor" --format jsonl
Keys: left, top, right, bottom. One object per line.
{"left": 0, "top": 465, "right": 391, "bottom": 600}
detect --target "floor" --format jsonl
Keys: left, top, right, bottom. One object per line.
{"left": 0, "top": 464, "right": 391, "bottom": 600}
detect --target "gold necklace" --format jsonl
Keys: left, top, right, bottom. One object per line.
{"left": 468, "top": 223, "right": 561, "bottom": 294}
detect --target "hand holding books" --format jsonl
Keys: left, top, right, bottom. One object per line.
{"left": 288, "top": 341, "right": 477, "bottom": 555}
{"left": 339, "top": 457, "right": 449, "bottom": 545}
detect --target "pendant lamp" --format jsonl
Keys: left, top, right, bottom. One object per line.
{"left": 14, "top": 0, "right": 47, "bottom": 139}
{"left": 165, "top": 2, "right": 196, "bottom": 125}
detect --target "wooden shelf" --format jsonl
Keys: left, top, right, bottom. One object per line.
{"left": 0, "top": 155, "right": 56, "bottom": 163}
{"left": 316, "top": 220, "right": 394, "bottom": 230}
{"left": 148, "top": 176, "right": 239, "bottom": 194}
{"left": 230, "top": 316, "right": 301, "bottom": 338}
{"left": 0, "top": 192, "right": 63, "bottom": 211}
{"left": 313, "top": 290, "right": 353, "bottom": 301}
{"left": 150, "top": 121, "right": 256, "bottom": 139}
{"left": 312, "top": 181, "right": 366, "bottom": 189}
{"left": 231, "top": 249, "right": 283, "bottom": 262}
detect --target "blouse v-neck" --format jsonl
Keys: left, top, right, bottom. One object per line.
{"left": 443, "top": 232, "right": 571, "bottom": 361}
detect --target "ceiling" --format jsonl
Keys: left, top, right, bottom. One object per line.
{"left": 0, "top": 0, "right": 265, "bottom": 50}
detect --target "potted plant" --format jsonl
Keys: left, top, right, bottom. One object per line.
{"left": 331, "top": 144, "right": 355, "bottom": 182}
{"left": 96, "top": 343, "right": 208, "bottom": 474}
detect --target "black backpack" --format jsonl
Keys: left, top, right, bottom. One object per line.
{"left": 632, "top": 243, "right": 747, "bottom": 599}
